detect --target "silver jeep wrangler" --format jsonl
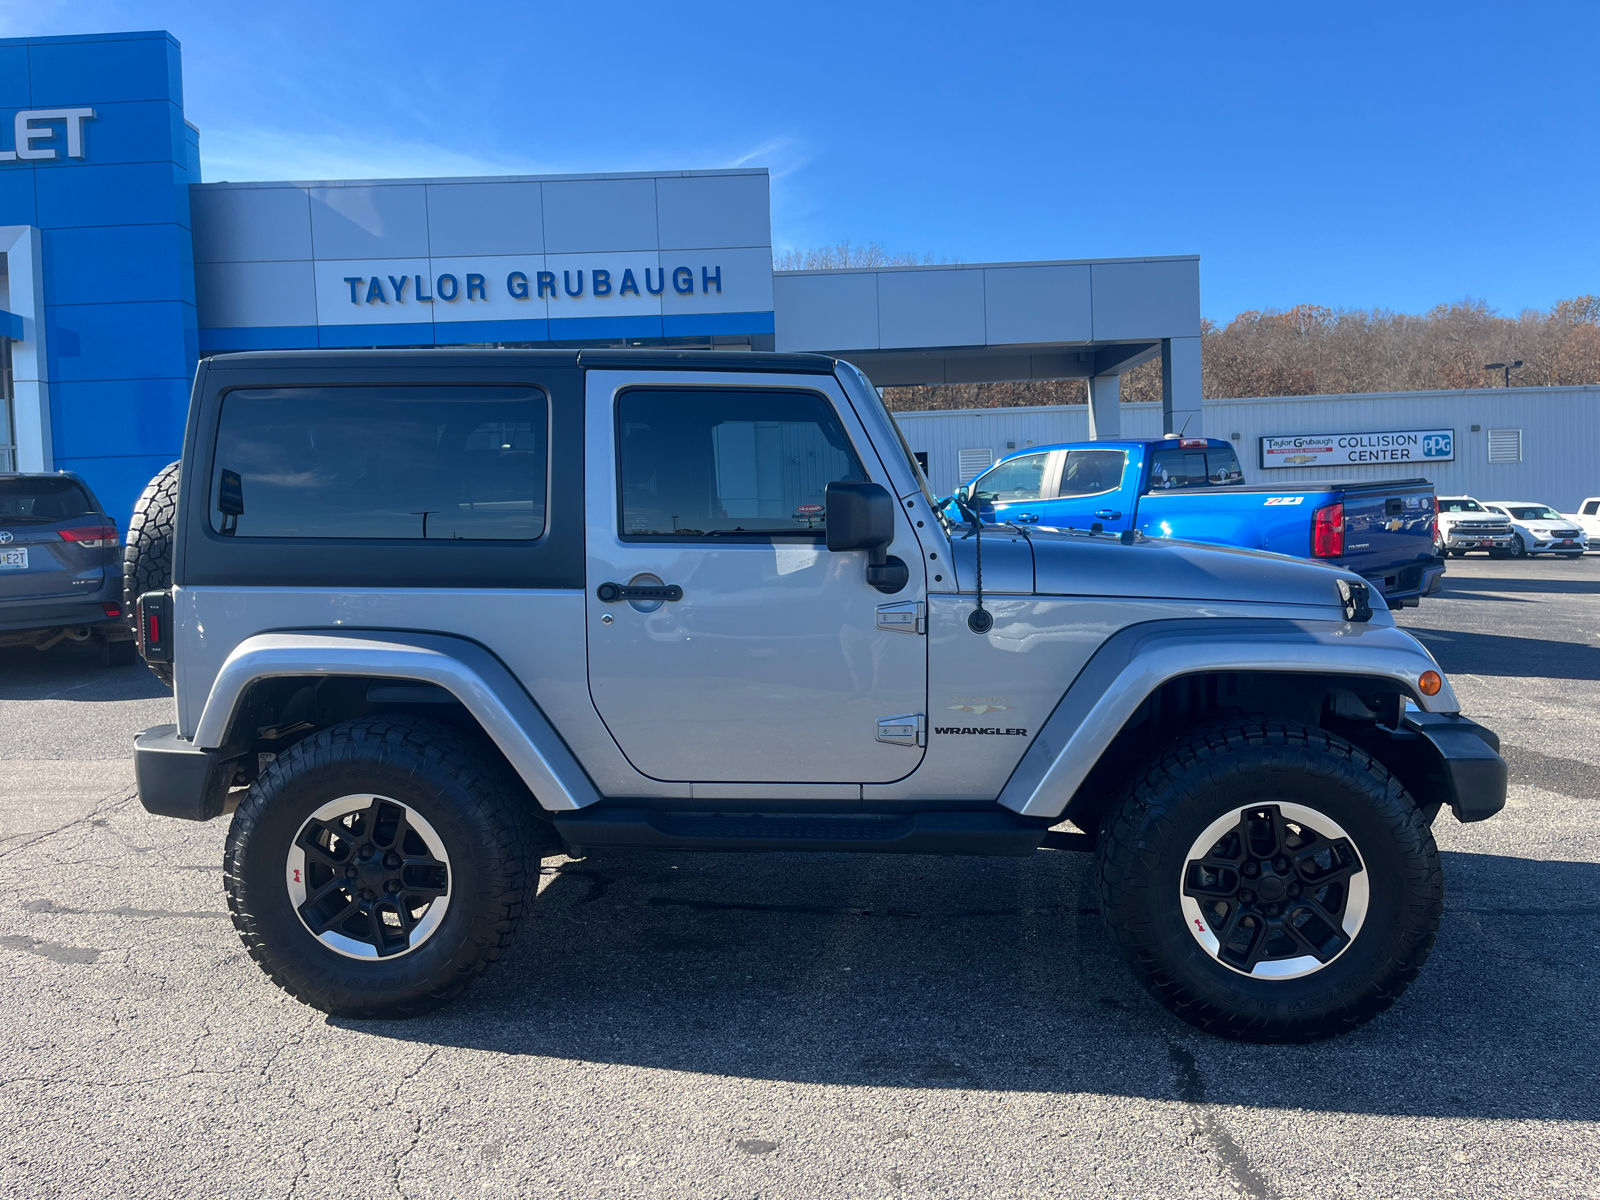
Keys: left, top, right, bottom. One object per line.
{"left": 128, "top": 349, "right": 1505, "bottom": 1042}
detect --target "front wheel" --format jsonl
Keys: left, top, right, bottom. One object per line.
{"left": 224, "top": 717, "right": 537, "bottom": 1017}
{"left": 1508, "top": 534, "right": 1527, "bottom": 558}
{"left": 1097, "top": 721, "right": 1442, "bottom": 1043}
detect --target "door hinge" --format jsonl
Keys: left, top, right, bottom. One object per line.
{"left": 877, "top": 713, "right": 926, "bottom": 748}
{"left": 876, "top": 600, "right": 926, "bottom": 635}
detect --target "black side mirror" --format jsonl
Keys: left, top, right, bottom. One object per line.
{"left": 825, "top": 481, "right": 908, "bottom": 594}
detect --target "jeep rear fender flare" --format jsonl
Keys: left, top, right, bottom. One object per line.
{"left": 997, "top": 618, "right": 1459, "bottom": 820}
{"left": 194, "top": 631, "right": 599, "bottom": 812}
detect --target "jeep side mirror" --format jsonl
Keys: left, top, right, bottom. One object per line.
{"left": 825, "top": 481, "right": 909, "bottom": 594}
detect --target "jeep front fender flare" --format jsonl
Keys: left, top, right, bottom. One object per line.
{"left": 997, "top": 618, "right": 1461, "bottom": 820}
{"left": 194, "top": 630, "right": 599, "bottom": 811}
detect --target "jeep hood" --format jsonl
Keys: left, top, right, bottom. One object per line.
{"left": 949, "top": 528, "right": 1366, "bottom": 612}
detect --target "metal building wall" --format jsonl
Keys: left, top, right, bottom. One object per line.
{"left": 891, "top": 385, "right": 1600, "bottom": 510}
{"left": 1207, "top": 385, "right": 1600, "bottom": 511}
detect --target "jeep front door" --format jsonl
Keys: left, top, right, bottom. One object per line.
{"left": 583, "top": 374, "right": 927, "bottom": 784}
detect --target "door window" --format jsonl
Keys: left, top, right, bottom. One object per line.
{"left": 1057, "top": 449, "right": 1126, "bottom": 497}
{"left": 975, "top": 452, "right": 1050, "bottom": 501}
{"left": 617, "top": 389, "right": 867, "bottom": 539}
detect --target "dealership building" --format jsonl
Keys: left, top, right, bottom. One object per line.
{"left": 0, "top": 28, "right": 1205, "bottom": 521}
{"left": 6, "top": 30, "right": 1593, "bottom": 526}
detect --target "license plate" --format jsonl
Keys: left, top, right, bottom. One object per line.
{"left": 0, "top": 547, "right": 26, "bottom": 569}
{"left": 1479, "top": 541, "right": 1491, "bottom": 547}
{"left": 1563, "top": 539, "right": 1575, "bottom": 545}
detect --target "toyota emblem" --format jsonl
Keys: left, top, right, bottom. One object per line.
{"left": 0, "top": 531, "right": 12, "bottom": 544}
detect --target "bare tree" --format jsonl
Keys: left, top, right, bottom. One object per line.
{"left": 773, "top": 241, "right": 960, "bottom": 271}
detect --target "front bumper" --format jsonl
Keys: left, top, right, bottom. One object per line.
{"left": 1526, "top": 535, "right": 1589, "bottom": 552}
{"left": 1443, "top": 533, "right": 1513, "bottom": 551}
{"left": 1401, "top": 710, "right": 1507, "bottom": 822}
{"left": 134, "top": 724, "right": 235, "bottom": 822}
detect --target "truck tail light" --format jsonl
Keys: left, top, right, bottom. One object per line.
{"left": 1312, "top": 502, "right": 1345, "bottom": 557}
{"left": 59, "top": 524, "right": 121, "bottom": 548}
{"left": 136, "top": 590, "right": 173, "bottom": 664}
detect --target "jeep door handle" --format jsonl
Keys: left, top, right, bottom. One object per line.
{"left": 596, "top": 582, "right": 684, "bottom": 603}
{"left": 1094, "top": 509, "right": 1123, "bottom": 521}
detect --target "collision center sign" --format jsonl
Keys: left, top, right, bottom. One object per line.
{"left": 1259, "top": 429, "right": 1455, "bottom": 469}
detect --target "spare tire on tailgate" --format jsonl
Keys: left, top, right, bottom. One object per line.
{"left": 124, "top": 461, "right": 180, "bottom": 687}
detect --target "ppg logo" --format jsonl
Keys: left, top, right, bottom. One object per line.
{"left": 1422, "top": 433, "right": 1453, "bottom": 458}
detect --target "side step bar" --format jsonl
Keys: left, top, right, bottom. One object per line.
{"left": 552, "top": 808, "right": 1065, "bottom": 857}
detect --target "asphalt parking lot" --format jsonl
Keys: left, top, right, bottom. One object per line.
{"left": 2, "top": 554, "right": 1597, "bottom": 1200}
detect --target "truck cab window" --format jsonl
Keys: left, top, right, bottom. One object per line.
{"left": 1057, "top": 449, "right": 1126, "bottom": 497}
{"left": 976, "top": 452, "right": 1050, "bottom": 501}
{"left": 617, "top": 388, "right": 865, "bottom": 538}
{"left": 1148, "top": 447, "right": 1208, "bottom": 490}
{"left": 1207, "top": 445, "right": 1244, "bottom": 485}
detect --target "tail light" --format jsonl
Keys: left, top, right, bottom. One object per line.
{"left": 136, "top": 590, "right": 172, "bottom": 664}
{"left": 59, "top": 524, "right": 120, "bottom": 548}
{"left": 1312, "top": 502, "right": 1345, "bottom": 557}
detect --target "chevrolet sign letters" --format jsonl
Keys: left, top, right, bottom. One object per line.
{"left": 0, "top": 109, "right": 97, "bottom": 161}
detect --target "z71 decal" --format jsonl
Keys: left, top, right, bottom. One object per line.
{"left": 1263, "top": 496, "right": 1305, "bottom": 506}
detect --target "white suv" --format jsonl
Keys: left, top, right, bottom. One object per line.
{"left": 1481, "top": 502, "right": 1588, "bottom": 559}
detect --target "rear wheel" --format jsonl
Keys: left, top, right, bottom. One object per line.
{"left": 224, "top": 716, "right": 536, "bottom": 1018}
{"left": 1097, "top": 720, "right": 1442, "bottom": 1042}
{"left": 123, "top": 461, "right": 180, "bottom": 687}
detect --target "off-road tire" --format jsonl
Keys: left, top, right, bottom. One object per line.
{"left": 1097, "top": 719, "right": 1442, "bottom": 1043}
{"left": 123, "top": 461, "right": 180, "bottom": 687}
{"left": 224, "top": 716, "right": 537, "bottom": 1018}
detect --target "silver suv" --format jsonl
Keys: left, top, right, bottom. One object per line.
{"left": 129, "top": 350, "right": 1506, "bottom": 1042}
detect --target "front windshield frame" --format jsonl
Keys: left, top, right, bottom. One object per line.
{"left": 834, "top": 360, "right": 940, "bottom": 513}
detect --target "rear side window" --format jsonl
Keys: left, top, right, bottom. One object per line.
{"left": 1148, "top": 445, "right": 1242, "bottom": 490}
{"left": 1057, "top": 449, "right": 1126, "bottom": 497}
{"left": 0, "top": 477, "right": 95, "bottom": 522}
{"left": 617, "top": 388, "right": 865, "bottom": 538}
{"left": 210, "top": 386, "right": 548, "bottom": 540}
{"left": 1586, "top": 501, "right": 1600, "bottom": 515}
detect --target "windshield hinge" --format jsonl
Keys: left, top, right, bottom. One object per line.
{"left": 876, "top": 600, "right": 926, "bottom": 635}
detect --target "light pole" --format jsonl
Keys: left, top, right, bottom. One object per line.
{"left": 1484, "top": 360, "right": 1523, "bottom": 387}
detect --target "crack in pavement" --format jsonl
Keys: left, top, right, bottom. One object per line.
{"left": 21, "top": 898, "right": 227, "bottom": 919}
{"left": 1167, "top": 1043, "right": 1276, "bottom": 1200}
{"left": 0, "top": 789, "right": 137, "bottom": 861}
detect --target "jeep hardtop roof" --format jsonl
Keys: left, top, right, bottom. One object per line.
{"left": 201, "top": 348, "right": 840, "bottom": 374}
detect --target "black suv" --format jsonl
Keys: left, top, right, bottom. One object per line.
{"left": 0, "top": 472, "right": 137, "bottom": 665}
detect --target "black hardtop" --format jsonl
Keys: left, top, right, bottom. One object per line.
{"left": 202, "top": 347, "right": 839, "bottom": 375}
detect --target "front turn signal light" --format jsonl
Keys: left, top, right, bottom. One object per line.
{"left": 1419, "top": 671, "right": 1442, "bottom": 696}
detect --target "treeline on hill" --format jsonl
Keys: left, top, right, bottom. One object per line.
{"left": 869, "top": 297, "right": 1600, "bottom": 412}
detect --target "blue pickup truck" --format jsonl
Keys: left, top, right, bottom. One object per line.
{"left": 965, "top": 436, "right": 1446, "bottom": 607}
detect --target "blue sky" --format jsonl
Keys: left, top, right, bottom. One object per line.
{"left": 7, "top": 1, "right": 1598, "bottom": 321}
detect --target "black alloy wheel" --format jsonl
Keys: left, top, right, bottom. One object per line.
{"left": 288, "top": 794, "right": 453, "bottom": 959}
{"left": 1181, "top": 803, "right": 1367, "bottom": 978}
